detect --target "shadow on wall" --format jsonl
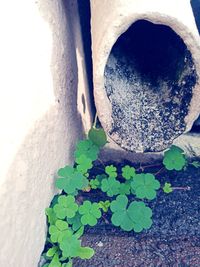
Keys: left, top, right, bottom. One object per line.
{"left": 77, "top": 0, "right": 95, "bottom": 115}
{"left": 190, "top": 0, "right": 200, "bottom": 130}
{"left": 191, "top": 0, "right": 200, "bottom": 34}
{"left": 0, "top": 0, "right": 83, "bottom": 266}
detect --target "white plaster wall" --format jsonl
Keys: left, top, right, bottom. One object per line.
{"left": 0, "top": 1, "right": 88, "bottom": 266}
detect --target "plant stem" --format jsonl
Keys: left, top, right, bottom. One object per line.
{"left": 94, "top": 113, "right": 98, "bottom": 128}
{"left": 172, "top": 186, "right": 191, "bottom": 191}
{"left": 154, "top": 167, "right": 165, "bottom": 176}
{"left": 97, "top": 158, "right": 106, "bottom": 168}
{"left": 137, "top": 163, "right": 162, "bottom": 171}
{"left": 102, "top": 214, "right": 109, "bottom": 224}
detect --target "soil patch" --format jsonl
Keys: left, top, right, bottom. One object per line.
{"left": 74, "top": 164, "right": 200, "bottom": 267}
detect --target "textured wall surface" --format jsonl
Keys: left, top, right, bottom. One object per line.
{"left": 91, "top": 0, "right": 200, "bottom": 152}
{"left": 0, "top": 1, "right": 89, "bottom": 266}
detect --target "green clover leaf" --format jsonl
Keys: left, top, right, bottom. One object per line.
{"left": 74, "top": 139, "right": 99, "bottom": 161}
{"left": 163, "top": 145, "right": 186, "bottom": 171}
{"left": 96, "top": 174, "right": 107, "bottom": 183}
{"left": 89, "top": 178, "right": 100, "bottom": 189}
{"left": 60, "top": 231, "right": 94, "bottom": 260}
{"left": 119, "top": 181, "right": 131, "bottom": 195}
{"left": 45, "top": 208, "right": 57, "bottom": 225}
{"left": 49, "top": 220, "right": 70, "bottom": 243}
{"left": 101, "top": 177, "right": 120, "bottom": 197}
{"left": 46, "top": 246, "right": 58, "bottom": 258}
{"left": 88, "top": 127, "right": 107, "bottom": 147}
{"left": 131, "top": 173, "right": 160, "bottom": 200}
{"left": 77, "top": 247, "right": 95, "bottom": 260}
{"left": 67, "top": 212, "right": 82, "bottom": 231}
{"left": 62, "top": 261, "right": 72, "bottom": 267}
{"left": 48, "top": 253, "right": 61, "bottom": 267}
{"left": 75, "top": 154, "right": 93, "bottom": 174}
{"left": 53, "top": 195, "right": 78, "bottom": 219}
{"left": 79, "top": 201, "right": 101, "bottom": 226}
{"left": 110, "top": 195, "right": 152, "bottom": 232}
{"left": 105, "top": 165, "right": 117, "bottom": 178}
{"left": 60, "top": 231, "right": 81, "bottom": 258}
{"left": 163, "top": 182, "right": 173, "bottom": 193}
{"left": 56, "top": 166, "right": 88, "bottom": 194}
{"left": 98, "top": 200, "right": 110, "bottom": 212}
{"left": 122, "top": 165, "right": 136, "bottom": 180}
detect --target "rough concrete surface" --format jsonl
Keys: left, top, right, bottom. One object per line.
{"left": 105, "top": 20, "right": 197, "bottom": 152}
{"left": 91, "top": 0, "right": 200, "bottom": 153}
{"left": 0, "top": 1, "right": 89, "bottom": 266}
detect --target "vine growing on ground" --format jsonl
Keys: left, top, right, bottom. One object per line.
{"left": 41, "top": 119, "right": 199, "bottom": 267}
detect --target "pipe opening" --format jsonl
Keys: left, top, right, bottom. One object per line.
{"left": 191, "top": 116, "right": 200, "bottom": 132}
{"left": 104, "top": 20, "right": 197, "bottom": 152}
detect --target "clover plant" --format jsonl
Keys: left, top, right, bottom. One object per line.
{"left": 101, "top": 177, "right": 120, "bottom": 197}
{"left": 131, "top": 173, "right": 160, "bottom": 200}
{"left": 163, "top": 145, "right": 186, "bottom": 170}
{"left": 53, "top": 195, "right": 78, "bottom": 219}
{"left": 79, "top": 201, "right": 101, "bottom": 226}
{"left": 163, "top": 182, "right": 173, "bottom": 193}
{"left": 41, "top": 118, "right": 190, "bottom": 266}
{"left": 110, "top": 195, "right": 152, "bottom": 232}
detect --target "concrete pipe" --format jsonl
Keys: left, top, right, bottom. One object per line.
{"left": 91, "top": 0, "right": 200, "bottom": 152}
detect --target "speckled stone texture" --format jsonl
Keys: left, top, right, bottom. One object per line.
{"left": 105, "top": 20, "right": 197, "bottom": 152}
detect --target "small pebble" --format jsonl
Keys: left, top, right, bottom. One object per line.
{"left": 97, "top": 241, "right": 104, "bottom": 247}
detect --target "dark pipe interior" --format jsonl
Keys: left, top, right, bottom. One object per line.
{"left": 104, "top": 20, "right": 197, "bottom": 152}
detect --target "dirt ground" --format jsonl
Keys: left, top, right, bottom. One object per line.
{"left": 74, "top": 163, "right": 200, "bottom": 267}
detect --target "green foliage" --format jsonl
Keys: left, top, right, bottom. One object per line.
{"left": 62, "top": 262, "right": 72, "bottom": 267}
{"left": 101, "top": 177, "right": 120, "bottom": 197}
{"left": 122, "top": 165, "right": 136, "bottom": 180}
{"left": 46, "top": 246, "right": 58, "bottom": 258}
{"left": 67, "top": 213, "right": 82, "bottom": 231}
{"left": 110, "top": 195, "right": 152, "bottom": 232}
{"left": 163, "top": 145, "right": 186, "bottom": 171}
{"left": 75, "top": 155, "right": 93, "bottom": 174}
{"left": 163, "top": 182, "right": 173, "bottom": 193}
{"left": 48, "top": 253, "right": 61, "bottom": 267}
{"left": 98, "top": 200, "right": 110, "bottom": 212}
{"left": 60, "top": 231, "right": 80, "bottom": 258}
{"left": 131, "top": 173, "right": 160, "bottom": 200}
{"left": 77, "top": 247, "right": 95, "bottom": 259}
{"left": 119, "top": 181, "right": 131, "bottom": 195}
{"left": 74, "top": 226, "right": 85, "bottom": 239}
{"left": 88, "top": 127, "right": 107, "bottom": 147}
{"left": 79, "top": 201, "right": 101, "bottom": 226}
{"left": 105, "top": 165, "right": 117, "bottom": 178}
{"left": 96, "top": 174, "right": 107, "bottom": 184}
{"left": 43, "top": 124, "right": 190, "bottom": 266}
{"left": 56, "top": 166, "right": 88, "bottom": 195}
{"left": 190, "top": 161, "right": 200, "bottom": 168}
{"left": 75, "top": 139, "right": 99, "bottom": 161}
{"left": 89, "top": 178, "right": 100, "bottom": 189}
{"left": 59, "top": 230, "right": 94, "bottom": 260}
{"left": 53, "top": 195, "right": 78, "bottom": 219}
{"left": 45, "top": 208, "right": 57, "bottom": 225}
{"left": 49, "top": 220, "right": 69, "bottom": 243}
